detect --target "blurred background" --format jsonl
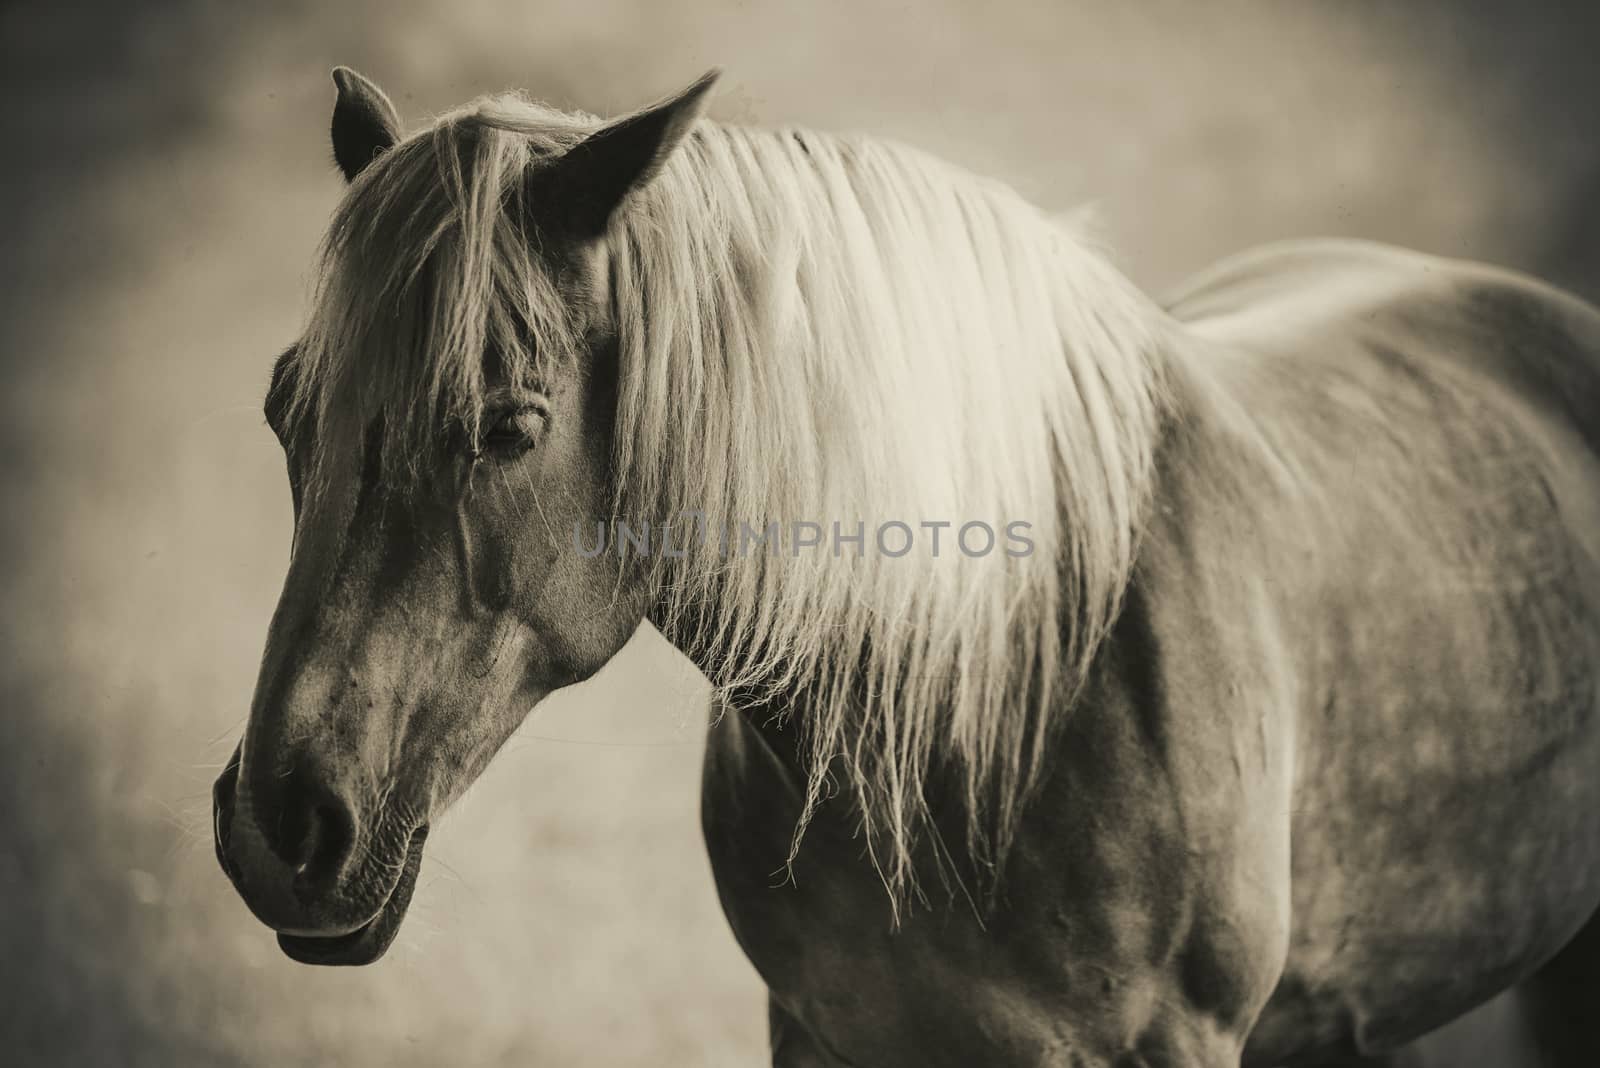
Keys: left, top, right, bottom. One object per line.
{"left": 3, "top": 2, "right": 1599, "bottom": 1064}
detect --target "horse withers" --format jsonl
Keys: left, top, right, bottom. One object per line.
{"left": 213, "top": 68, "right": 1600, "bottom": 1066}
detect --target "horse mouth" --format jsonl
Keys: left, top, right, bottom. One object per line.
{"left": 213, "top": 749, "right": 429, "bottom": 967}
{"left": 275, "top": 825, "right": 429, "bottom": 967}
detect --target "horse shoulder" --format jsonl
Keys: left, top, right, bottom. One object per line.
{"left": 701, "top": 625, "right": 1294, "bottom": 1067}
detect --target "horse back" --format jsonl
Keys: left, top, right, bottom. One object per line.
{"left": 1169, "top": 237, "right": 1600, "bottom": 461}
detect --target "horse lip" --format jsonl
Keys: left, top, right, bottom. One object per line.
{"left": 275, "top": 824, "right": 429, "bottom": 966}
{"left": 212, "top": 746, "right": 243, "bottom": 883}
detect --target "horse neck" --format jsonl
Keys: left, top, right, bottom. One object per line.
{"left": 628, "top": 160, "right": 1185, "bottom": 882}
{"left": 643, "top": 302, "right": 1192, "bottom": 724}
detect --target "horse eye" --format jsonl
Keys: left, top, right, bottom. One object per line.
{"left": 475, "top": 407, "right": 544, "bottom": 460}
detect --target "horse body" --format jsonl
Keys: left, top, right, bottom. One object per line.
{"left": 213, "top": 71, "right": 1600, "bottom": 1067}
{"left": 1198, "top": 242, "right": 1600, "bottom": 1063}
{"left": 703, "top": 241, "right": 1600, "bottom": 1065}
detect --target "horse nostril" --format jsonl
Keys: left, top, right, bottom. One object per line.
{"left": 278, "top": 775, "right": 357, "bottom": 893}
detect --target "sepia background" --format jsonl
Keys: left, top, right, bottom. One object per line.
{"left": 4, "top": 2, "right": 1600, "bottom": 1064}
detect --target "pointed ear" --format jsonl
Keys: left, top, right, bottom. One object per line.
{"left": 535, "top": 70, "right": 720, "bottom": 238}
{"left": 330, "top": 67, "right": 401, "bottom": 182}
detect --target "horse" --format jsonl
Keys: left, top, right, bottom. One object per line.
{"left": 211, "top": 66, "right": 1600, "bottom": 1066}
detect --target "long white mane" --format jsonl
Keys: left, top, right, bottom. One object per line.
{"left": 290, "top": 92, "right": 1171, "bottom": 901}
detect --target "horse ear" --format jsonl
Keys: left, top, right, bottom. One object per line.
{"left": 330, "top": 67, "right": 401, "bottom": 183}
{"left": 537, "top": 69, "right": 720, "bottom": 238}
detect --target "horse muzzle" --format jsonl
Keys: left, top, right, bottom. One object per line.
{"left": 212, "top": 745, "right": 429, "bottom": 965}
